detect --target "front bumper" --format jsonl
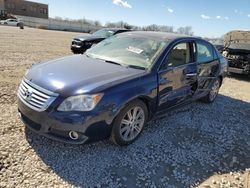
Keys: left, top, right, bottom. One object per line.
{"left": 227, "top": 59, "right": 250, "bottom": 75}
{"left": 71, "top": 45, "right": 88, "bottom": 54}
{"left": 18, "top": 98, "right": 112, "bottom": 144}
{"left": 228, "top": 67, "right": 249, "bottom": 75}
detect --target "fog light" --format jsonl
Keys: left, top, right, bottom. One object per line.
{"left": 69, "top": 131, "right": 79, "bottom": 140}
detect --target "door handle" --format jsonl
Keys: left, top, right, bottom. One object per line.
{"left": 186, "top": 73, "right": 197, "bottom": 76}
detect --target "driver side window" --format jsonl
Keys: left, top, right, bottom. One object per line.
{"left": 161, "top": 42, "right": 191, "bottom": 70}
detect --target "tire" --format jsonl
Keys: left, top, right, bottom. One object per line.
{"left": 111, "top": 100, "right": 148, "bottom": 146}
{"left": 201, "top": 78, "right": 221, "bottom": 103}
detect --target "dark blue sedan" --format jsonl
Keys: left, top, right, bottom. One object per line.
{"left": 17, "top": 31, "right": 228, "bottom": 146}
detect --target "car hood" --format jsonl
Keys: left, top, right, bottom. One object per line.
{"left": 227, "top": 43, "right": 250, "bottom": 52}
{"left": 25, "top": 55, "right": 145, "bottom": 96}
{"left": 74, "top": 35, "right": 105, "bottom": 42}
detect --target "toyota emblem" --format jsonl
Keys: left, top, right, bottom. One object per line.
{"left": 24, "top": 89, "right": 32, "bottom": 101}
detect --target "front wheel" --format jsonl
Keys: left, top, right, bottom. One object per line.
{"left": 111, "top": 100, "right": 148, "bottom": 146}
{"left": 201, "top": 78, "right": 221, "bottom": 103}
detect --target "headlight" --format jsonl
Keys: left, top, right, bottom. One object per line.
{"left": 222, "top": 51, "right": 228, "bottom": 57}
{"left": 57, "top": 94, "right": 103, "bottom": 111}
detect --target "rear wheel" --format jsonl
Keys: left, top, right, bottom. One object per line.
{"left": 111, "top": 100, "right": 148, "bottom": 146}
{"left": 201, "top": 78, "right": 221, "bottom": 103}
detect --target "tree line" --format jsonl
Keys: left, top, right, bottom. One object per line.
{"left": 53, "top": 17, "right": 194, "bottom": 36}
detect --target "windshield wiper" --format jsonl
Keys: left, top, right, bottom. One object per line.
{"left": 125, "top": 65, "right": 146, "bottom": 70}
{"left": 85, "top": 53, "right": 93, "bottom": 58}
{"left": 105, "top": 61, "right": 146, "bottom": 70}
{"left": 85, "top": 54, "right": 122, "bottom": 66}
{"left": 104, "top": 60, "right": 123, "bottom": 66}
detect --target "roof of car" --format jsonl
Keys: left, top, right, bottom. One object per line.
{"left": 119, "top": 31, "right": 194, "bottom": 41}
{"left": 103, "top": 28, "right": 130, "bottom": 31}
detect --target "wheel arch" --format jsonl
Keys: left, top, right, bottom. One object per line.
{"left": 111, "top": 95, "right": 156, "bottom": 125}
{"left": 109, "top": 96, "right": 154, "bottom": 145}
{"left": 137, "top": 96, "right": 155, "bottom": 120}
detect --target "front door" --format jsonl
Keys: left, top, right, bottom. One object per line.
{"left": 158, "top": 41, "right": 197, "bottom": 110}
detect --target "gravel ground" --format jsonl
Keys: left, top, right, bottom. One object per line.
{"left": 0, "top": 26, "right": 250, "bottom": 188}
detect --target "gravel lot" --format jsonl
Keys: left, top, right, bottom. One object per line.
{"left": 0, "top": 26, "right": 250, "bottom": 188}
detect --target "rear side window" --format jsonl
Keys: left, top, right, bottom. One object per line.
{"left": 197, "top": 42, "right": 214, "bottom": 63}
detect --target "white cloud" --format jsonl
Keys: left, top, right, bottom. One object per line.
{"left": 234, "top": 9, "right": 238, "bottom": 13}
{"left": 248, "top": 14, "right": 250, "bottom": 17}
{"left": 216, "top": 16, "right": 229, "bottom": 20}
{"left": 112, "top": 0, "right": 132, "bottom": 8}
{"left": 201, "top": 14, "right": 211, "bottom": 20}
{"left": 167, "top": 8, "right": 174, "bottom": 13}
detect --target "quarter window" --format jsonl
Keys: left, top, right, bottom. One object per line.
{"left": 197, "top": 42, "right": 214, "bottom": 63}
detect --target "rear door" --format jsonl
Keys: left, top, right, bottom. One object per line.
{"left": 157, "top": 41, "right": 198, "bottom": 110}
{"left": 194, "top": 40, "right": 220, "bottom": 96}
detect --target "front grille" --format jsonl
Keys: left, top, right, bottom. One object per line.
{"left": 18, "top": 78, "right": 58, "bottom": 112}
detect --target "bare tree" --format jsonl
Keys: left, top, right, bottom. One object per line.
{"left": 53, "top": 16, "right": 193, "bottom": 35}
{"left": 159, "top": 25, "right": 174, "bottom": 33}
{"left": 177, "top": 26, "right": 193, "bottom": 36}
{"left": 54, "top": 16, "right": 62, "bottom": 20}
{"left": 94, "top": 20, "right": 101, "bottom": 27}
{"left": 105, "top": 22, "right": 116, "bottom": 28}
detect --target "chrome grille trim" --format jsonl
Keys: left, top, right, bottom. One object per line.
{"left": 18, "top": 78, "right": 59, "bottom": 112}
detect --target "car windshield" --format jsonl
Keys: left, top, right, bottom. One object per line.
{"left": 85, "top": 35, "right": 168, "bottom": 69}
{"left": 92, "top": 29, "right": 115, "bottom": 38}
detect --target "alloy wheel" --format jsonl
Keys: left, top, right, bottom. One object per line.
{"left": 209, "top": 79, "right": 220, "bottom": 101}
{"left": 119, "top": 106, "right": 145, "bottom": 142}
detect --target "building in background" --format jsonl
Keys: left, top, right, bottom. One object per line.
{"left": 0, "top": 0, "right": 48, "bottom": 19}
{"left": 0, "top": 0, "right": 6, "bottom": 18}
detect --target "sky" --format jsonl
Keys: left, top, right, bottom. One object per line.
{"left": 31, "top": 0, "right": 250, "bottom": 38}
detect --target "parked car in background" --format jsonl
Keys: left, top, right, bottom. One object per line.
{"left": 0, "top": 18, "right": 24, "bottom": 29}
{"left": 222, "top": 30, "right": 250, "bottom": 75}
{"left": 71, "top": 28, "right": 130, "bottom": 54}
{"left": 1, "top": 18, "right": 19, "bottom": 26}
{"left": 207, "top": 39, "right": 224, "bottom": 53}
{"left": 18, "top": 31, "right": 227, "bottom": 146}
